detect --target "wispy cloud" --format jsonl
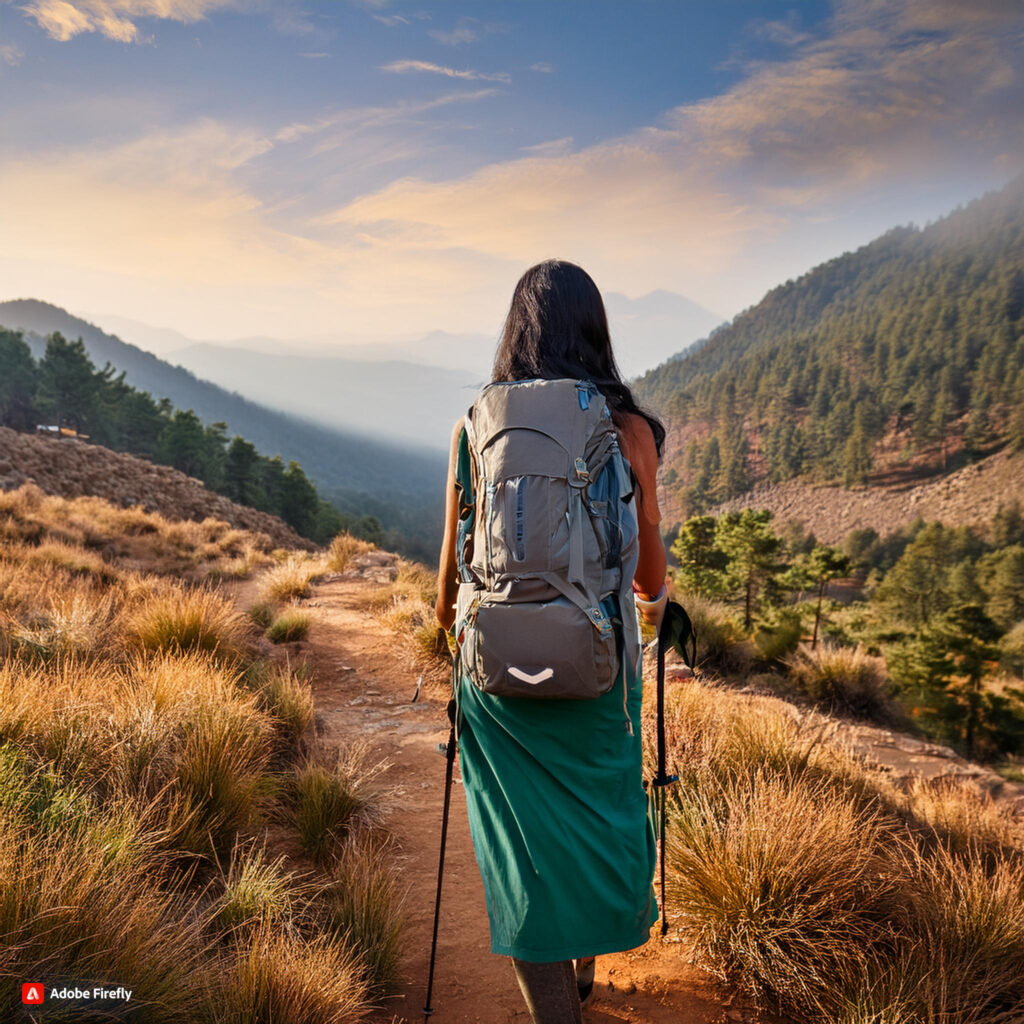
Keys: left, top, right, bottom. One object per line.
{"left": 17, "top": 0, "right": 246, "bottom": 43}
{"left": 380, "top": 58, "right": 510, "bottom": 84}
{"left": 429, "top": 24, "right": 476, "bottom": 46}
{"left": 429, "top": 16, "right": 507, "bottom": 47}
{"left": 0, "top": 42, "right": 24, "bottom": 64}
{"left": 297, "top": 51, "right": 329, "bottom": 59}
{"left": 374, "top": 10, "right": 429, "bottom": 28}
{"left": 521, "top": 136, "right": 573, "bottom": 157}
{"left": 529, "top": 61, "right": 554, "bottom": 73}
{"left": 272, "top": 88, "right": 499, "bottom": 146}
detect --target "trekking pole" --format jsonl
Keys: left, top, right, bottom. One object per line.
{"left": 652, "top": 608, "right": 679, "bottom": 937}
{"left": 423, "top": 654, "right": 459, "bottom": 1020}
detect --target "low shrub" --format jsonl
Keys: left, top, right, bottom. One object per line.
{"left": 248, "top": 600, "right": 276, "bottom": 630}
{"left": 676, "top": 592, "right": 754, "bottom": 675}
{"left": 784, "top": 641, "right": 902, "bottom": 724}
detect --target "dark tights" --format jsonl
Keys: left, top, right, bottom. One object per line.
{"left": 510, "top": 958, "right": 582, "bottom": 1024}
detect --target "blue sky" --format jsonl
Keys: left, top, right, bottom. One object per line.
{"left": 1, "top": 0, "right": 1021, "bottom": 343}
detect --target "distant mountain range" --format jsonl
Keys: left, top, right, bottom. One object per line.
{"left": 90, "top": 287, "right": 723, "bottom": 383}
{"left": 0, "top": 299, "right": 447, "bottom": 559}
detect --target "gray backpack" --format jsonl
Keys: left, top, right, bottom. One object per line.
{"left": 454, "top": 378, "right": 641, "bottom": 712}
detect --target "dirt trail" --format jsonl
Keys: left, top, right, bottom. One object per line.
{"left": 291, "top": 573, "right": 772, "bottom": 1024}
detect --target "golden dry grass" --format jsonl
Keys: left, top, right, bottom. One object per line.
{"left": 311, "top": 835, "right": 406, "bottom": 994}
{"left": 655, "top": 677, "right": 1024, "bottom": 1023}
{"left": 785, "top": 641, "right": 902, "bottom": 724}
{"left": 258, "top": 553, "right": 329, "bottom": 604}
{"left": 0, "top": 483, "right": 275, "bottom": 582}
{"left": 215, "top": 921, "right": 370, "bottom": 1024}
{"left": 124, "top": 585, "right": 251, "bottom": 663}
{"left": 326, "top": 532, "right": 375, "bottom": 572}
{"left": 285, "top": 741, "right": 390, "bottom": 864}
{"left": 0, "top": 487, "right": 402, "bottom": 1021}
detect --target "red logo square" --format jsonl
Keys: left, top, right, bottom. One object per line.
{"left": 22, "top": 983, "right": 44, "bottom": 1004}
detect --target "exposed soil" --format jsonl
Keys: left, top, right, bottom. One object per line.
{"left": 659, "top": 443, "right": 1024, "bottom": 545}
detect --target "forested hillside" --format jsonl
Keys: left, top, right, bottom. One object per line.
{"left": 636, "top": 175, "right": 1024, "bottom": 515}
{"left": 0, "top": 302, "right": 447, "bottom": 557}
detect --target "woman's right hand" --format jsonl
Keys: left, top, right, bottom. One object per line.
{"left": 634, "top": 582, "right": 668, "bottom": 631}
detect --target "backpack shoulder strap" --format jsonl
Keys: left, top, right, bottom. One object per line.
{"left": 454, "top": 425, "right": 476, "bottom": 584}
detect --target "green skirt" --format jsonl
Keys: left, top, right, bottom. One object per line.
{"left": 455, "top": 600, "right": 659, "bottom": 963}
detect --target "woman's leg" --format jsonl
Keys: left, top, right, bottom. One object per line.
{"left": 575, "top": 956, "right": 596, "bottom": 1004}
{"left": 510, "top": 958, "right": 583, "bottom": 1024}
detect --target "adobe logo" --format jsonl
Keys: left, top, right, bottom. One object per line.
{"left": 22, "top": 983, "right": 44, "bottom": 1004}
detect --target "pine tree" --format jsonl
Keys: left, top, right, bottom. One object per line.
{"left": 224, "top": 436, "right": 264, "bottom": 507}
{"left": 670, "top": 515, "right": 729, "bottom": 598}
{"left": 0, "top": 329, "right": 39, "bottom": 430}
{"left": 279, "top": 461, "right": 319, "bottom": 537}
{"left": 35, "top": 333, "right": 100, "bottom": 435}
{"left": 716, "top": 509, "right": 786, "bottom": 630}
{"left": 983, "top": 545, "right": 1024, "bottom": 630}
{"left": 159, "top": 409, "right": 208, "bottom": 478}
{"left": 842, "top": 407, "right": 872, "bottom": 487}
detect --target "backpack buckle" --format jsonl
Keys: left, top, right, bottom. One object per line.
{"left": 586, "top": 607, "right": 612, "bottom": 637}
{"left": 574, "top": 457, "right": 590, "bottom": 481}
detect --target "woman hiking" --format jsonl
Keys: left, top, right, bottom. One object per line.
{"left": 435, "top": 258, "right": 669, "bottom": 1023}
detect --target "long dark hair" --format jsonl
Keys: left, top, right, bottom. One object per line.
{"left": 492, "top": 259, "right": 666, "bottom": 456}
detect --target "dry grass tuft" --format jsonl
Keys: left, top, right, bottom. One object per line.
{"left": 267, "top": 607, "right": 311, "bottom": 644}
{"left": 286, "top": 743, "right": 389, "bottom": 864}
{"left": 214, "top": 844, "right": 297, "bottom": 934}
{"left": 242, "top": 660, "right": 315, "bottom": 747}
{"left": 124, "top": 584, "right": 251, "bottom": 662}
{"left": 216, "top": 921, "right": 370, "bottom": 1024}
{"left": 259, "top": 553, "right": 328, "bottom": 604}
{"left": 326, "top": 532, "right": 375, "bottom": 573}
{"left": 311, "top": 835, "right": 406, "bottom": 994}
{"left": 785, "top": 641, "right": 902, "bottom": 724}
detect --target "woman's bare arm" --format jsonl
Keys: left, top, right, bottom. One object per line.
{"left": 617, "top": 414, "right": 668, "bottom": 599}
{"left": 435, "top": 416, "right": 465, "bottom": 631}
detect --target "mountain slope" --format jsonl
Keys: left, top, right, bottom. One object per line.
{"left": 0, "top": 426, "right": 315, "bottom": 551}
{"left": 0, "top": 300, "right": 447, "bottom": 556}
{"left": 636, "top": 174, "right": 1024, "bottom": 524}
